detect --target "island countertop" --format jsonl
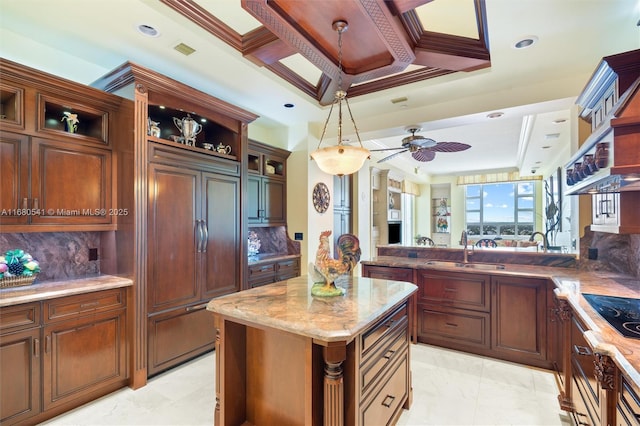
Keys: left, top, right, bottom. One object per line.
{"left": 206, "top": 275, "right": 417, "bottom": 343}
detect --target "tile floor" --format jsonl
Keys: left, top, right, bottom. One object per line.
{"left": 43, "top": 343, "right": 572, "bottom": 425}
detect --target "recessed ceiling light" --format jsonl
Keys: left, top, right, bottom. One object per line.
{"left": 136, "top": 24, "right": 160, "bottom": 38}
{"left": 487, "top": 112, "right": 504, "bottom": 119}
{"left": 513, "top": 35, "right": 538, "bottom": 49}
{"left": 284, "top": 103, "right": 295, "bottom": 108}
{"left": 553, "top": 118, "right": 567, "bottom": 124}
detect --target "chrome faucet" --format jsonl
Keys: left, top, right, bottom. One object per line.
{"left": 529, "top": 231, "right": 548, "bottom": 252}
{"left": 460, "top": 230, "right": 473, "bottom": 263}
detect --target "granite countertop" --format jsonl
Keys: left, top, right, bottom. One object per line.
{"left": 247, "top": 253, "right": 300, "bottom": 265}
{"left": 0, "top": 274, "right": 134, "bottom": 307}
{"left": 364, "top": 255, "right": 640, "bottom": 388}
{"left": 206, "top": 275, "right": 417, "bottom": 343}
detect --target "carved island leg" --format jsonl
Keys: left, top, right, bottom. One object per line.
{"left": 556, "top": 298, "right": 574, "bottom": 411}
{"left": 323, "top": 344, "right": 346, "bottom": 426}
{"left": 213, "top": 315, "right": 221, "bottom": 426}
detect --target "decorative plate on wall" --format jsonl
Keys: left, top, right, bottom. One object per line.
{"left": 312, "top": 182, "right": 330, "bottom": 213}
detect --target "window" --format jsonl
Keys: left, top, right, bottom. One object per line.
{"left": 465, "top": 182, "right": 535, "bottom": 237}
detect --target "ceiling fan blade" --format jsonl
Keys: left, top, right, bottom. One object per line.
{"left": 369, "top": 146, "right": 407, "bottom": 152}
{"left": 378, "top": 149, "right": 408, "bottom": 163}
{"left": 430, "top": 142, "right": 471, "bottom": 152}
{"left": 412, "top": 149, "right": 436, "bottom": 162}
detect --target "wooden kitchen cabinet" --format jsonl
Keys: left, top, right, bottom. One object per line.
{"left": 93, "top": 61, "right": 257, "bottom": 387}
{"left": 147, "top": 142, "right": 240, "bottom": 375}
{"left": 491, "top": 275, "right": 548, "bottom": 366}
{"left": 247, "top": 256, "right": 301, "bottom": 288}
{"left": 0, "top": 59, "right": 123, "bottom": 232}
{"left": 416, "top": 269, "right": 491, "bottom": 351}
{"left": 0, "top": 303, "right": 41, "bottom": 425}
{"left": 0, "top": 288, "right": 128, "bottom": 426}
{"left": 617, "top": 373, "right": 640, "bottom": 425}
{"left": 247, "top": 140, "right": 290, "bottom": 226}
{"left": 362, "top": 264, "right": 414, "bottom": 283}
{"left": 42, "top": 294, "right": 127, "bottom": 412}
{"left": 410, "top": 267, "right": 554, "bottom": 369}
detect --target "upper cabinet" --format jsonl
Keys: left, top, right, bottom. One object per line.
{"left": 566, "top": 49, "right": 640, "bottom": 234}
{"left": 247, "top": 139, "right": 290, "bottom": 226}
{"left": 0, "top": 58, "right": 125, "bottom": 232}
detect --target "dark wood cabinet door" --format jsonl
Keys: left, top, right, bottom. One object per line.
{"left": 0, "top": 131, "right": 30, "bottom": 225}
{"left": 491, "top": 275, "right": 547, "bottom": 365}
{"left": 42, "top": 309, "right": 127, "bottom": 411}
{"left": 147, "top": 305, "right": 215, "bottom": 376}
{"left": 0, "top": 327, "right": 41, "bottom": 425}
{"left": 247, "top": 174, "right": 262, "bottom": 223}
{"left": 148, "top": 162, "right": 200, "bottom": 312}
{"left": 201, "top": 172, "right": 240, "bottom": 299}
{"left": 30, "top": 137, "right": 112, "bottom": 225}
{"left": 263, "top": 178, "right": 285, "bottom": 224}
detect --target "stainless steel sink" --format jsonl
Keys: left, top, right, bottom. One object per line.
{"left": 461, "top": 263, "right": 506, "bottom": 270}
{"left": 424, "top": 260, "right": 505, "bottom": 270}
{"left": 424, "top": 260, "right": 465, "bottom": 268}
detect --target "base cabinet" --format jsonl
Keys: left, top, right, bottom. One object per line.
{"left": 247, "top": 256, "right": 301, "bottom": 288}
{"left": 413, "top": 268, "right": 553, "bottom": 369}
{"left": 147, "top": 304, "right": 216, "bottom": 376}
{"left": 0, "top": 288, "right": 128, "bottom": 425}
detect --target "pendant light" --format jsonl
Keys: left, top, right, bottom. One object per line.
{"left": 310, "top": 20, "right": 370, "bottom": 176}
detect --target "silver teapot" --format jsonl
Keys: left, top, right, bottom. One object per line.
{"left": 173, "top": 114, "right": 202, "bottom": 146}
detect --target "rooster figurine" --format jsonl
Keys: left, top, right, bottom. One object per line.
{"left": 311, "top": 230, "right": 361, "bottom": 297}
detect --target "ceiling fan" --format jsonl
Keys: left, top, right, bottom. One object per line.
{"left": 370, "top": 126, "right": 471, "bottom": 163}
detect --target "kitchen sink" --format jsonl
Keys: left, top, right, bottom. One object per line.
{"left": 461, "top": 263, "right": 506, "bottom": 270}
{"left": 424, "top": 260, "right": 465, "bottom": 268}
{"left": 424, "top": 260, "right": 505, "bottom": 270}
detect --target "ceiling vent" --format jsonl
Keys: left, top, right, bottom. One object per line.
{"left": 174, "top": 43, "right": 196, "bottom": 56}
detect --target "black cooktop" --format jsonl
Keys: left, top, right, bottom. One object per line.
{"left": 583, "top": 293, "right": 640, "bottom": 339}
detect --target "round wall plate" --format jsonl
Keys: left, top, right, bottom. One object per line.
{"left": 312, "top": 182, "right": 330, "bottom": 213}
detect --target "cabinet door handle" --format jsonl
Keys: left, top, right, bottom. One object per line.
{"left": 383, "top": 349, "right": 395, "bottom": 360}
{"left": 22, "top": 198, "right": 28, "bottom": 209}
{"left": 444, "top": 287, "right": 457, "bottom": 292}
{"left": 201, "top": 221, "right": 208, "bottom": 253}
{"left": 80, "top": 301, "right": 100, "bottom": 310}
{"left": 445, "top": 322, "right": 458, "bottom": 327}
{"left": 44, "top": 335, "right": 50, "bottom": 354}
{"left": 34, "top": 338, "right": 40, "bottom": 357}
{"left": 185, "top": 303, "right": 208, "bottom": 312}
{"left": 573, "top": 344, "right": 591, "bottom": 356}
{"left": 33, "top": 198, "right": 39, "bottom": 210}
{"left": 195, "top": 220, "right": 203, "bottom": 253}
{"left": 381, "top": 394, "right": 396, "bottom": 408}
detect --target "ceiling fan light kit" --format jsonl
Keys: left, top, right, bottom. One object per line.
{"left": 310, "top": 20, "right": 370, "bottom": 176}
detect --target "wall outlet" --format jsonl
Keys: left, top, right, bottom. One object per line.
{"left": 89, "top": 248, "right": 98, "bottom": 261}
{"left": 294, "top": 232, "right": 303, "bottom": 241}
{"left": 588, "top": 247, "right": 598, "bottom": 260}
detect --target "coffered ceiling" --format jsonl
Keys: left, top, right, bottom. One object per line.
{"left": 1, "top": 0, "right": 638, "bottom": 180}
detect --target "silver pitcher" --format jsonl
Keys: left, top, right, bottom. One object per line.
{"left": 173, "top": 114, "right": 202, "bottom": 146}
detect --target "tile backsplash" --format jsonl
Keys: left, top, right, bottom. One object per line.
{"left": 0, "top": 232, "right": 100, "bottom": 281}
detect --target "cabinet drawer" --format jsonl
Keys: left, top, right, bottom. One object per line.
{"left": 0, "top": 303, "right": 40, "bottom": 334}
{"left": 619, "top": 374, "right": 640, "bottom": 425}
{"left": 276, "top": 258, "right": 299, "bottom": 274}
{"left": 360, "top": 325, "right": 408, "bottom": 397}
{"left": 44, "top": 288, "right": 126, "bottom": 323}
{"left": 418, "top": 271, "right": 489, "bottom": 312}
{"left": 419, "top": 305, "right": 489, "bottom": 348}
{"left": 361, "top": 304, "right": 407, "bottom": 359}
{"left": 361, "top": 354, "right": 409, "bottom": 426}
{"left": 248, "top": 263, "right": 276, "bottom": 278}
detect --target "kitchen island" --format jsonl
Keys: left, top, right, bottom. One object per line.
{"left": 206, "top": 275, "right": 417, "bottom": 426}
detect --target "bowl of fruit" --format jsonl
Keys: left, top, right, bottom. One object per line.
{"left": 0, "top": 249, "right": 41, "bottom": 288}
